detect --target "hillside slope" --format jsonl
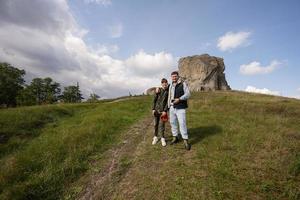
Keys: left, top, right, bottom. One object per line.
{"left": 1, "top": 92, "right": 299, "bottom": 199}
{"left": 76, "top": 91, "right": 300, "bottom": 200}
{"left": 0, "top": 96, "right": 152, "bottom": 199}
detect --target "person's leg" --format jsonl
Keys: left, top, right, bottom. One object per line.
{"left": 158, "top": 120, "right": 165, "bottom": 138}
{"left": 176, "top": 108, "right": 190, "bottom": 150}
{"left": 169, "top": 107, "right": 179, "bottom": 144}
{"left": 169, "top": 107, "right": 178, "bottom": 137}
{"left": 152, "top": 115, "right": 160, "bottom": 145}
{"left": 153, "top": 114, "right": 159, "bottom": 137}
{"left": 176, "top": 109, "right": 188, "bottom": 139}
{"left": 159, "top": 120, "right": 166, "bottom": 146}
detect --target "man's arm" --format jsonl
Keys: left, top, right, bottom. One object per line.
{"left": 179, "top": 82, "right": 191, "bottom": 100}
{"left": 152, "top": 91, "right": 159, "bottom": 110}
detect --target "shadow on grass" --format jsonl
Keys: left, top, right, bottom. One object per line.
{"left": 188, "top": 125, "right": 222, "bottom": 145}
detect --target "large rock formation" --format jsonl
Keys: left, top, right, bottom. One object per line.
{"left": 178, "top": 54, "right": 230, "bottom": 91}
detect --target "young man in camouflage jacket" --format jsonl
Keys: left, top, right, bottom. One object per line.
{"left": 152, "top": 78, "right": 169, "bottom": 146}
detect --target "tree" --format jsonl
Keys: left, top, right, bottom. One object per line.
{"left": 16, "top": 86, "right": 36, "bottom": 106}
{"left": 61, "top": 83, "right": 83, "bottom": 103}
{"left": 0, "top": 62, "right": 25, "bottom": 107}
{"left": 30, "top": 78, "right": 44, "bottom": 104}
{"left": 43, "top": 77, "right": 61, "bottom": 104}
{"left": 17, "top": 77, "right": 61, "bottom": 105}
{"left": 87, "top": 93, "right": 100, "bottom": 103}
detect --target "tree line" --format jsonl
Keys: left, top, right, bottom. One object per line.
{"left": 0, "top": 62, "right": 100, "bottom": 107}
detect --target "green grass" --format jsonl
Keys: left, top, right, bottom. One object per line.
{"left": 0, "top": 103, "right": 98, "bottom": 158}
{"left": 110, "top": 91, "right": 300, "bottom": 200}
{"left": 0, "top": 96, "right": 151, "bottom": 199}
{"left": 187, "top": 91, "right": 300, "bottom": 199}
{"left": 1, "top": 92, "right": 299, "bottom": 200}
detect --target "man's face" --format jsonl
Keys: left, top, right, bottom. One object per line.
{"left": 161, "top": 82, "right": 168, "bottom": 89}
{"left": 171, "top": 74, "right": 179, "bottom": 83}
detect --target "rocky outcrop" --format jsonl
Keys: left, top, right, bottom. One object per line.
{"left": 178, "top": 54, "right": 230, "bottom": 91}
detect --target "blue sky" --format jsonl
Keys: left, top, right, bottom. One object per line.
{"left": 0, "top": 0, "right": 299, "bottom": 98}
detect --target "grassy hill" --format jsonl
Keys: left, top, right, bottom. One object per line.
{"left": 0, "top": 92, "right": 299, "bottom": 199}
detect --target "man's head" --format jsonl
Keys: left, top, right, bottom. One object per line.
{"left": 171, "top": 71, "right": 179, "bottom": 83}
{"left": 161, "top": 78, "right": 168, "bottom": 89}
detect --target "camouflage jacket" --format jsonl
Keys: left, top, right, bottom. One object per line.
{"left": 152, "top": 87, "right": 169, "bottom": 112}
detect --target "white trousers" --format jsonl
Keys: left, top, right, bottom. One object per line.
{"left": 169, "top": 106, "right": 188, "bottom": 139}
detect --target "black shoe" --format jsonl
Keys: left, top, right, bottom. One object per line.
{"left": 170, "top": 136, "right": 179, "bottom": 145}
{"left": 184, "top": 139, "right": 191, "bottom": 150}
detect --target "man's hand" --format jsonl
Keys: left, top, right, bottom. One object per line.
{"left": 162, "top": 111, "right": 167, "bottom": 116}
{"left": 155, "top": 87, "right": 160, "bottom": 94}
{"left": 173, "top": 98, "right": 180, "bottom": 104}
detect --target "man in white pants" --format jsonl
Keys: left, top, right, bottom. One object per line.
{"left": 168, "top": 71, "right": 191, "bottom": 150}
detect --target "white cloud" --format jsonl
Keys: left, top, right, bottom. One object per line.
{"left": 297, "top": 87, "right": 300, "bottom": 92}
{"left": 0, "top": 0, "right": 175, "bottom": 98}
{"left": 217, "top": 31, "right": 252, "bottom": 51}
{"left": 126, "top": 50, "right": 177, "bottom": 77}
{"left": 108, "top": 23, "right": 123, "bottom": 38}
{"left": 240, "top": 60, "right": 282, "bottom": 75}
{"left": 245, "top": 86, "right": 280, "bottom": 96}
{"left": 84, "top": 0, "right": 112, "bottom": 6}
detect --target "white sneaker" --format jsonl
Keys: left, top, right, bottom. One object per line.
{"left": 152, "top": 136, "right": 159, "bottom": 145}
{"left": 161, "top": 137, "right": 166, "bottom": 147}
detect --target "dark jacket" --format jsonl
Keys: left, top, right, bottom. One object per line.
{"left": 173, "top": 82, "right": 188, "bottom": 109}
{"left": 152, "top": 87, "right": 169, "bottom": 112}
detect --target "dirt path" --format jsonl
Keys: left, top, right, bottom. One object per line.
{"left": 110, "top": 124, "right": 201, "bottom": 200}
{"left": 77, "top": 112, "right": 200, "bottom": 200}
{"left": 77, "top": 116, "right": 154, "bottom": 200}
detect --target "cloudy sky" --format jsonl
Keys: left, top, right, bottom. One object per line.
{"left": 0, "top": 0, "right": 299, "bottom": 99}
